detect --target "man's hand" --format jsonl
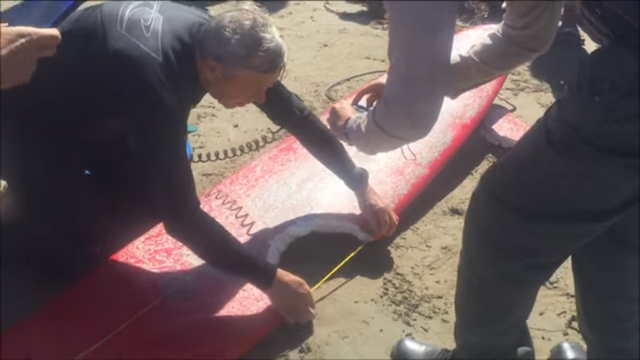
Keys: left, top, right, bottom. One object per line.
{"left": 265, "top": 268, "right": 316, "bottom": 325}
{"left": 327, "top": 99, "right": 358, "bottom": 142}
{"left": 1, "top": 25, "right": 62, "bottom": 90}
{"left": 356, "top": 185, "right": 399, "bottom": 238}
{"left": 328, "top": 77, "right": 387, "bottom": 141}
{"left": 351, "top": 77, "right": 386, "bottom": 109}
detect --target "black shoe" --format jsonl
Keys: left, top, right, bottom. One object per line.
{"left": 390, "top": 338, "right": 537, "bottom": 360}
{"left": 517, "top": 346, "right": 535, "bottom": 360}
{"left": 390, "top": 337, "right": 453, "bottom": 360}
{"left": 549, "top": 341, "right": 587, "bottom": 360}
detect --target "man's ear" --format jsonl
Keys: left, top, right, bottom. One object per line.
{"left": 204, "top": 59, "right": 223, "bottom": 77}
{"left": 197, "top": 56, "right": 222, "bottom": 79}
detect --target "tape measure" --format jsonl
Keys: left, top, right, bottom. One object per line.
{"left": 311, "top": 243, "right": 365, "bottom": 291}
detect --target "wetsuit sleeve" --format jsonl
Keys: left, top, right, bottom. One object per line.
{"left": 129, "top": 93, "right": 277, "bottom": 290}
{"left": 254, "top": 81, "right": 369, "bottom": 192}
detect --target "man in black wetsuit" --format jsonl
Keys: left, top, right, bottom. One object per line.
{"left": 0, "top": 1, "right": 398, "bottom": 327}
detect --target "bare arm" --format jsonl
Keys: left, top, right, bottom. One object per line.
{"left": 0, "top": 25, "right": 61, "bottom": 89}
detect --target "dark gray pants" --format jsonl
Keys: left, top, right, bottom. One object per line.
{"left": 453, "top": 44, "right": 639, "bottom": 359}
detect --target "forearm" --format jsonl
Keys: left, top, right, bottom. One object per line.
{"left": 133, "top": 102, "right": 277, "bottom": 290}
{"left": 164, "top": 208, "right": 277, "bottom": 290}
{"left": 1, "top": 25, "right": 61, "bottom": 90}
{"left": 257, "top": 81, "right": 369, "bottom": 192}
{"left": 149, "top": 161, "right": 278, "bottom": 290}
{"left": 344, "top": 1, "right": 457, "bottom": 155}
{"left": 447, "top": 1, "right": 564, "bottom": 98}
{"left": 152, "top": 165, "right": 278, "bottom": 290}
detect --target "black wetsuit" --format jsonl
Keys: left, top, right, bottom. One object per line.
{"left": 0, "top": 2, "right": 367, "bottom": 291}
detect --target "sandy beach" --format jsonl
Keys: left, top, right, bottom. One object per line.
{"left": 1, "top": 1, "right": 599, "bottom": 358}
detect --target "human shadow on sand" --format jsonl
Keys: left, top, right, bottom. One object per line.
{"left": 323, "top": 1, "right": 384, "bottom": 26}
{"left": 255, "top": 1, "right": 289, "bottom": 14}
{"left": 172, "top": 0, "right": 290, "bottom": 14}
{"left": 171, "top": 0, "right": 225, "bottom": 11}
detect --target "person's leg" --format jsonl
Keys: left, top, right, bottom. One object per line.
{"left": 85, "top": 129, "right": 163, "bottom": 258}
{"left": 0, "top": 266, "right": 67, "bottom": 331}
{"left": 391, "top": 116, "right": 612, "bottom": 359}
{"left": 0, "top": 122, "right": 163, "bottom": 330}
{"left": 392, "top": 43, "right": 638, "bottom": 359}
{"left": 572, "top": 206, "right": 639, "bottom": 359}
{"left": 1, "top": 119, "right": 98, "bottom": 330}
{"left": 456, "top": 43, "right": 638, "bottom": 359}
{"left": 393, "top": 105, "right": 636, "bottom": 359}
{"left": 451, "top": 176, "right": 629, "bottom": 359}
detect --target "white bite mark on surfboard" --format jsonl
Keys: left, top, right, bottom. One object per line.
{"left": 265, "top": 216, "right": 372, "bottom": 265}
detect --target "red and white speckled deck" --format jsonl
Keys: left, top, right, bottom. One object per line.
{"left": 481, "top": 104, "right": 531, "bottom": 148}
{"left": 1, "top": 25, "right": 508, "bottom": 359}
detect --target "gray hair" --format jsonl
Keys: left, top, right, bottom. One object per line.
{"left": 196, "top": 3, "right": 286, "bottom": 76}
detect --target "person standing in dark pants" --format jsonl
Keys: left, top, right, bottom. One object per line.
{"left": 327, "top": 1, "right": 638, "bottom": 359}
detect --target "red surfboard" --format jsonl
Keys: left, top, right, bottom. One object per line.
{"left": 1, "top": 25, "right": 508, "bottom": 359}
{"left": 481, "top": 104, "right": 531, "bottom": 148}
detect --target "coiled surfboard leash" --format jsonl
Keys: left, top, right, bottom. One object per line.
{"left": 211, "top": 186, "right": 365, "bottom": 293}
{"left": 189, "top": 126, "right": 286, "bottom": 164}
{"left": 210, "top": 188, "right": 258, "bottom": 237}
{"left": 188, "top": 69, "right": 386, "bottom": 164}
{"left": 325, "top": 70, "right": 387, "bottom": 103}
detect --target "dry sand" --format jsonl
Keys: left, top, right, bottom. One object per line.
{"left": 1, "top": 1, "right": 599, "bottom": 358}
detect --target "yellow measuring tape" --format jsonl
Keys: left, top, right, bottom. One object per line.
{"left": 311, "top": 243, "right": 365, "bottom": 291}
